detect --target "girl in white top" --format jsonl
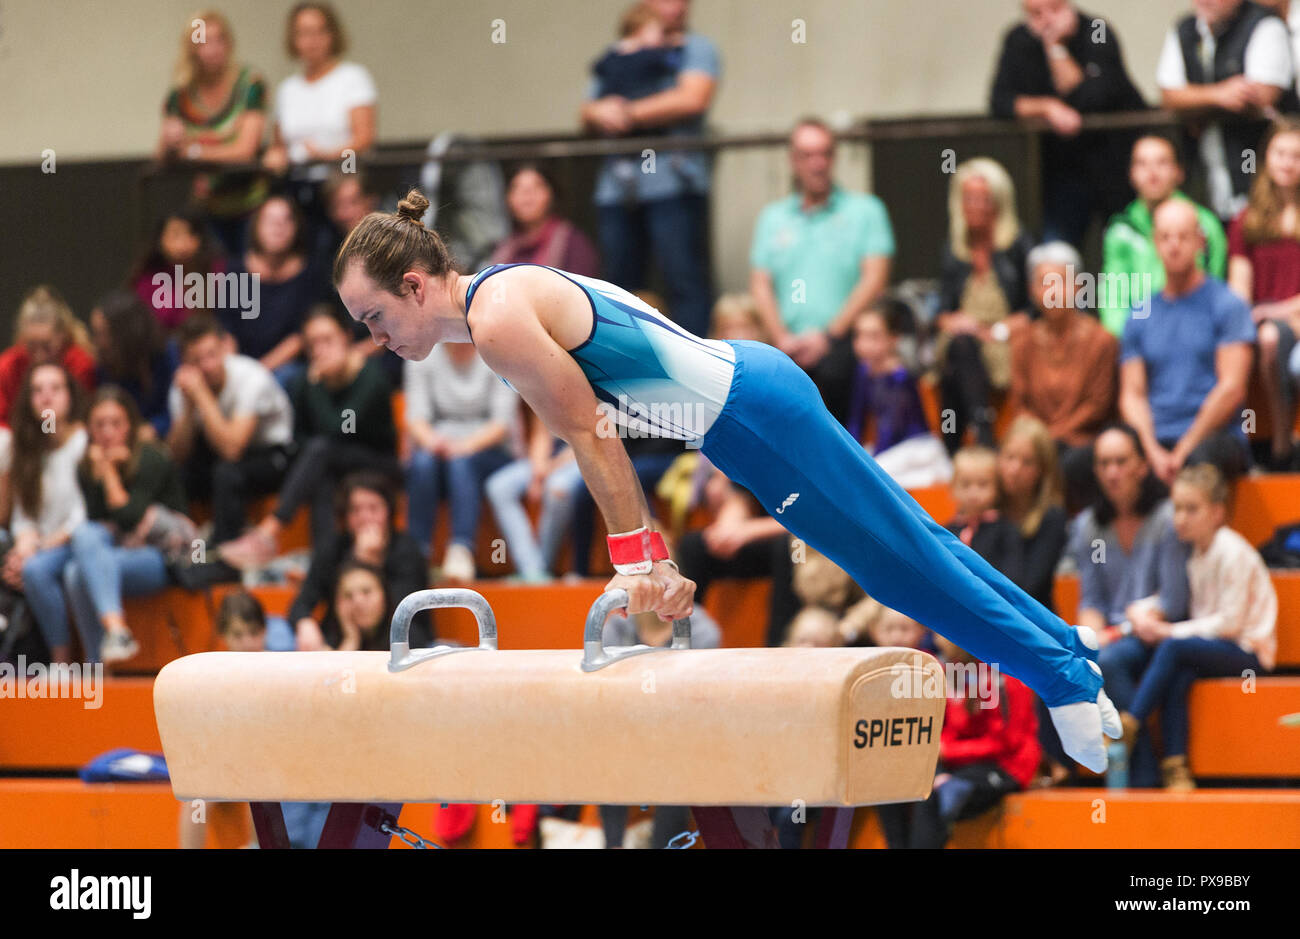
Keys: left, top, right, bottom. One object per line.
{"left": 1123, "top": 463, "right": 1278, "bottom": 789}
{"left": 262, "top": 3, "right": 377, "bottom": 178}
{"left": 2, "top": 363, "right": 88, "bottom": 663}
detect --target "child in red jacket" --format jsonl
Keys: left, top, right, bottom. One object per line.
{"left": 877, "top": 633, "right": 1041, "bottom": 848}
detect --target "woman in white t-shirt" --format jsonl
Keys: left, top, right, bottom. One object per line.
{"left": 262, "top": 3, "right": 377, "bottom": 176}
{"left": 262, "top": 3, "right": 377, "bottom": 270}
{"left": 1, "top": 364, "right": 88, "bottom": 664}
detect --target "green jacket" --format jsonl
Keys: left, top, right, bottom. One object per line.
{"left": 1098, "top": 192, "right": 1227, "bottom": 337}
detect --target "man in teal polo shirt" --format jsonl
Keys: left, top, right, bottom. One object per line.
{"left": 750, "top": 118, "right": 895, "bottom": 423}
{"left": 1100, "top": 134, "right": 1228, "bottom": 337}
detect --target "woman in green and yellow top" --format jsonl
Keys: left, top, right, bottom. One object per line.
{"left": 1099, "top": 135, "right": 1227, "bottom": 337}
{"left": 155, "top": 9, "right": 268, "bottom": 258}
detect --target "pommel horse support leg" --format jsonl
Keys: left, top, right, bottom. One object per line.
{"left": 154, "top": 589, "right": 946, "bottom": 849}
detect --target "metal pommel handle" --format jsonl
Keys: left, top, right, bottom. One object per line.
{"left": 388, "top": 588, "right": 498, "bottom": 672}
{"left": 581, "top": 588, "right": 692, "bottom": 672}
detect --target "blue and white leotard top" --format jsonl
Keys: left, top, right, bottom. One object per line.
{"left": 463, "top": 263, "right": 736, "bottom": 443}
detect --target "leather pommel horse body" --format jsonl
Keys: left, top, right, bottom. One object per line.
{"left": 153, "top": 589, "right": 945, "bottom": 848}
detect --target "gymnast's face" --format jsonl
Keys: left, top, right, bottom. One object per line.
{"left": 338, "top": 263, "right": 439, "bottom": 361}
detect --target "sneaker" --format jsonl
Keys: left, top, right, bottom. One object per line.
{"left": 439, "top": 543, "right": 476, "bottom": 583}
{"left": 219, "top": 530, "right": 278, "bottom": 571}
{"left": 100, "top": 630, "right": 140, "bottom": 664}
{"left": 1161, "top": 755, "right": 1197, "bottom": 792}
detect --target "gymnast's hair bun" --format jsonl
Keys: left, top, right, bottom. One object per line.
{"left": 396, "top": 190, "right": 430, "bottom": 223}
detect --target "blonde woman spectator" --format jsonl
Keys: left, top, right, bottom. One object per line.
{"left": 155, "top": 10, "right": 268, "bottom": 256}
{"left": 936, "top": 158, "right": 1037, "bottom": 452}
{"left": 1226, "top": 118, "right": 1300, "bottom": 470}
{"left": 0, "top": 286, "right": 96, "bottom": 430}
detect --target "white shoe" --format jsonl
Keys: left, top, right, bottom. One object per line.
{"left": 100, "top": 631, "right": 140, "bottom": 664}
{"left": 440, "top": 543, "right": 476, "bottom": 583}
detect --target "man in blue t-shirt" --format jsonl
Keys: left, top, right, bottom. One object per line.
{"left": 579, "top": 0, "right": 720, "bottom": 339}
{"left": 1119, "top": 199, "right": 1256, "bottom": 483}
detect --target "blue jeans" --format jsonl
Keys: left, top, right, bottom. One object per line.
{"left": 597, "top": 193, "right": 712, "bottom": 338}
{"left": 484, "top": 452, "right": 582, "bottom": 578}
{"left": 700, "top": 339, "right": 1100, "bottom": 707}
{"left": 63, "top": 521, "right": 169, "bottom": 662}
{"left": 1098, "top": 636, "right": 1160, "bottom": 786}
{"left": 406, "top": 445, "right": 514, "bottom": 559}
{"left": 23, "top": 543, "right": 74, "bottom": 651}
{"left": 1130, "top": 637, "right": 1261, "bottom": 758}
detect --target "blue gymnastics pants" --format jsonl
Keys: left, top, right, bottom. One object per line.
{"left": 699, "top": 340, "right": 1101, "bottom": 708}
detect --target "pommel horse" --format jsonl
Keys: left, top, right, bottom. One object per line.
{"left": 153, "top": 588, "right": 945, "bottom": 848}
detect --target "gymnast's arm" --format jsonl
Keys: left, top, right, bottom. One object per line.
{"left": 471, "top": 299, "right": 654, "bottom": 538}
{"left": 469, "top": 283, "right": 693, "bottom": 618}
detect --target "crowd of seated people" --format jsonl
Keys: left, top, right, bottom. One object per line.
{"left": 4, "top": 3, "right": 1298, "bottom": 853}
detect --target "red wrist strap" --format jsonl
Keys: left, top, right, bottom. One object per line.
{"left": 608, "top": 527, "right": 653, "bottom": 575}
{"left": 608, "top": 528, "right": 670, "bottom": 574}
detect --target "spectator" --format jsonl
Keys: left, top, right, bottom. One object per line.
{"left": 1011, "top": 241, "right": 1119, "bottom": 508}
{"left": 877, "top": 633, "right": 1040, "bottom": 849}
{"left": 846, "top": 301, "right": 952, "bottom": 488}
{"left": 218, "top": 589, "right": 295, "bottom": 652}
{"left": 291, "top": 471, "right": 427, "bottom": 652}
{"left": 131, "top": 209, "right": 230, "bottom": 333}
{"left": 580, "top": 0, "right": 719, "bottom": 339}
{"left": 188, "top": 591, "right": 323, "bottom": 849}
{"left": 0, "top": 286, "right": 96, "bottom": 430}
{"left": 89, "top": 290, "right": 180, "bottom": 441}
{"left": 488, "top": 164, "right": 601, "bottom": 276}
{"left": 404, "top": 340, "right": 518, "bottom": 580}
{"left": 592, "top": 3, "right": 683, "bottom": 102}
{"left": 1256, "top": 0, "right": 1300, "bottom": 91}
{"left": 319, "top": 171, "right": 404, "bottom": 382}
{"left": 321, "top": 561, "right": 390, "bottom": 651}
{"left": 944, "top": 446, "right": 1024, "bottom": 579}
{"left": 990, "top": 0, "right": 1146, "bottom": 246}
{"left": 218, "top": 305, "right": 398, "bottom": 568}
{"left": 1121, "top": 464, "right": 1277, "bottom": 790}
{"left": 166, "top": 315, "right": 294, "bottom": 550}
{"left": 223, "top": 194, "right": 326, "bottom": 389}
{"left": 996, "top": 416, "right": 1068, "bottom": 610}
{"left": 750, "top": 117, "right": 895, "bottom": 424}
{"left": 1078, "top": 424, "right": 1191, "bottom": 787}
{"left": 1157, "top": 0, "right": 1298, "bottom": 221}
{"left": 1227, "top": 118, "right": 1300, "bottom": 468}
{"left": 3, "top": 364, "right": 87, "bottom": 664}
{"left": 1119, "top": 199, "right": 1256, "bottom": 484}
{"left": 262, "top": 2, "right": 377, "bottom": 260}
{"left": 674, "top": 463, "right": 801, "bottom": 647}
{"left": 67, "top": 388, "right": 192, "bottom": 664}
{"left": 484, "top": 404, "right": 580, "bottom": 583}
{"left": 155, "top": 9, "right": 268, "bottom": 258}
{"left": 1099, "top": 135, "right": 1228, "bottom": 337}
{"left": 936, "top": 158, "right": 1036, "bottom": 453}
{"left": 709, "top": 291, "right": 770, "bottom": 344}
